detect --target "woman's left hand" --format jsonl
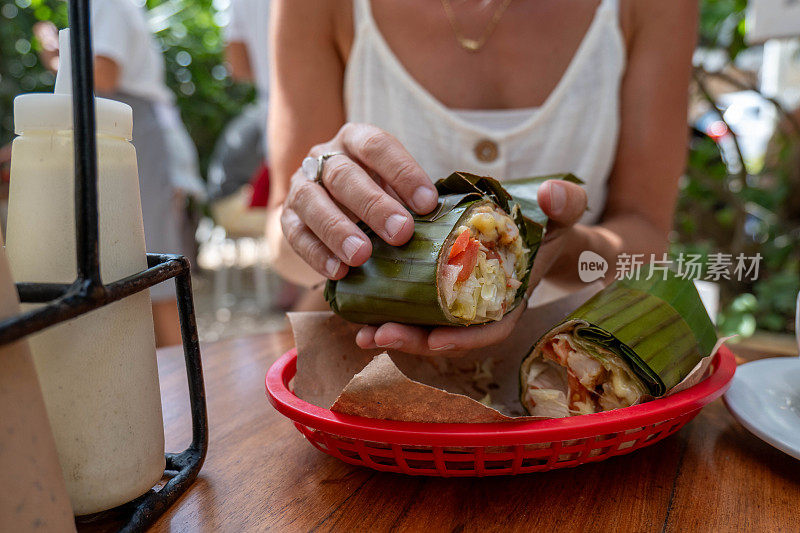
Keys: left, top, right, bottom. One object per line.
{"left": 355, "top": 179, "right": 588, "bottom": 356}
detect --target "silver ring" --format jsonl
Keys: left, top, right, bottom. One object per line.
{"left": 301, "top": 151, "right": 345, "bottom": 184}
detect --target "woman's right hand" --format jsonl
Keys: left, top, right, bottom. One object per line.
{"left": 280, "top": 123, "right": 439, "bottom": 279}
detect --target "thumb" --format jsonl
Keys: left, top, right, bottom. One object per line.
{"left": 537, "top": 180, "right": 587, "bottom": 230}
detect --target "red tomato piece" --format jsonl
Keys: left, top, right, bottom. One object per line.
{"left": 448, "top": 229, "right": 471, "bottom": 260}
{"left": 450, "top": 239, "right": 481, "bottom": 282}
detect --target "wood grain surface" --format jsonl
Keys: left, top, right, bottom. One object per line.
{"left": 75, "top": 327, "right": 800, "bottom": 533}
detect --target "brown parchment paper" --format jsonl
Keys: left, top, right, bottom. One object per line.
{"left": 331, "top": 353, "right": 515, "bottom": 422}
{"left": 290, "top": 283, "right": 604, "bottom": 420}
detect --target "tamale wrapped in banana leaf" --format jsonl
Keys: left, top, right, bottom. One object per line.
{"left": 519, "top": 272, "right": 717, "bottom": 418}
{"left": 325, "top": 172, "right": 580, "bottom": 326}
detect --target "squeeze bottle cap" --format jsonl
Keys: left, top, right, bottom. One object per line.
{"left": 13, "top": 29, "right": 133, "bottom": 139}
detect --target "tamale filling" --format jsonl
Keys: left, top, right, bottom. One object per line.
{"left": 521, "top": 332, "right": 646, "bottom": 417}
{"left": 440, "top": 204, "right": 529, "bottom": 324}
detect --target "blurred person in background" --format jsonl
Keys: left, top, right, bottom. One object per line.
{"left": 226, "top": 0, "right": 271, "bottom": 113}
{"left": 220, "top": 0, "right": 302, "bottom": 309}
{"left": 216, "top": 0, "right": 272, "bottom": 226}
{"left": 206, "top": 104, "right": 268, "bottom": 237}
{"left": 34, "top": 0, "right": 206, "bottom": 347}
{"left": 268, "top": 0, "right": 698, "bottom": 354}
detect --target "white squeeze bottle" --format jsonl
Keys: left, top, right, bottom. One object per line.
{"left": 5, "top": 30, "right": 165, "bottom": 515}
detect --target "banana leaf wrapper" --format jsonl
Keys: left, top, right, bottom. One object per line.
{"left": 324, "top": 172, "right": 581, "bottom": 326}
{"left": 520, "top": 272, "right": 718, "bottom": 416}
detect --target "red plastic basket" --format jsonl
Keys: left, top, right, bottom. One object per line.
{"left": 266, "top": 346, "right": 735, "bottom": 476}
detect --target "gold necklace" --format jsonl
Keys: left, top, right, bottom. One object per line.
{"left": 440, "top": 0, "right": 513, "bottom": 53}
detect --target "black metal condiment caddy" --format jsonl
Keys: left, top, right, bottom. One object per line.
{"left": 2, "top": 1, "right": 208, "bottom": 530}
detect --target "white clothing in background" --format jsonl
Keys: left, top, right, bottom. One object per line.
{"left": 226, "top": 0, "right": 272, "bottom": 103}
{"left": 346, "top": 0, "right": 626, "bottom": 226}
{"left": 91, "top": 0, "right": 173, "bottom": 105}
{"left": 91, "top": 0, "right": 205, "bottom": 200}
{"left": 226, "top": 0, "right": 272, "bottom": 160}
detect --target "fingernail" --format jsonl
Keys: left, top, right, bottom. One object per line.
{"left": 412, "top": 186, "right": 437, "bottom": 212}
{"left": 326, "top": 257, "right": 341, "bottom": 277}
{"left": 548, "top": 182, "right": 566, "bottom": 216}
{"left": 342, "top": 235, "right": 366, "bottom": 262}
{"left": 356, "top": 328, "right": 377, "bottom": 349}
{"left": 385, "top": 213, "right": 409, "bottom": 239}
{"left": 376, "top": 340, "right": 403, "bottom": 349}
{"left": 430, "top": 343, "right": 455, "bottom": 351}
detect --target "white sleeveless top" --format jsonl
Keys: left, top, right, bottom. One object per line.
{"left": 345, "top": 0, "right": 626, "bottom": 225}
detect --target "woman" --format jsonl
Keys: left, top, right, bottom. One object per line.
{"left": 268, "top": 0, "right": 697, "bottom": 355}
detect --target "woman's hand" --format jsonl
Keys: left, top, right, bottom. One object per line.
{"left": 355, "top": 179, "right": 588, "bottom": 356}
{"left": 281, "top": 123, "right": 439, "bottom": 279}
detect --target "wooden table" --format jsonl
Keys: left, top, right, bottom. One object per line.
{"left": 79, "top": 328, "right": 799, "bottom": 532}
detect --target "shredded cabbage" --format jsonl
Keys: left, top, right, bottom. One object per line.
{"left": 445, "top": 205, "right": 527, "bottom": 323}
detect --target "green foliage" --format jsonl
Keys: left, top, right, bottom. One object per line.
{"left": 718, "top": 293, "right": 758, "bottom": 337}
{"left": 0, "top": 0, "right": 253, "bottom": 174}
{"left": 678, "top": 125, "right": 800, "bottom": 336}
{"left": 145, "top": 0, "right": 254, "bottom": 173}
{"left": 0, "top": 0, "right": 67, "bottom": 145}
{"left": 699, "top": 0, "right": 748, "bottom": 59}
{"left": 679, "top": 0, "right": 800, "bottom": 336}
